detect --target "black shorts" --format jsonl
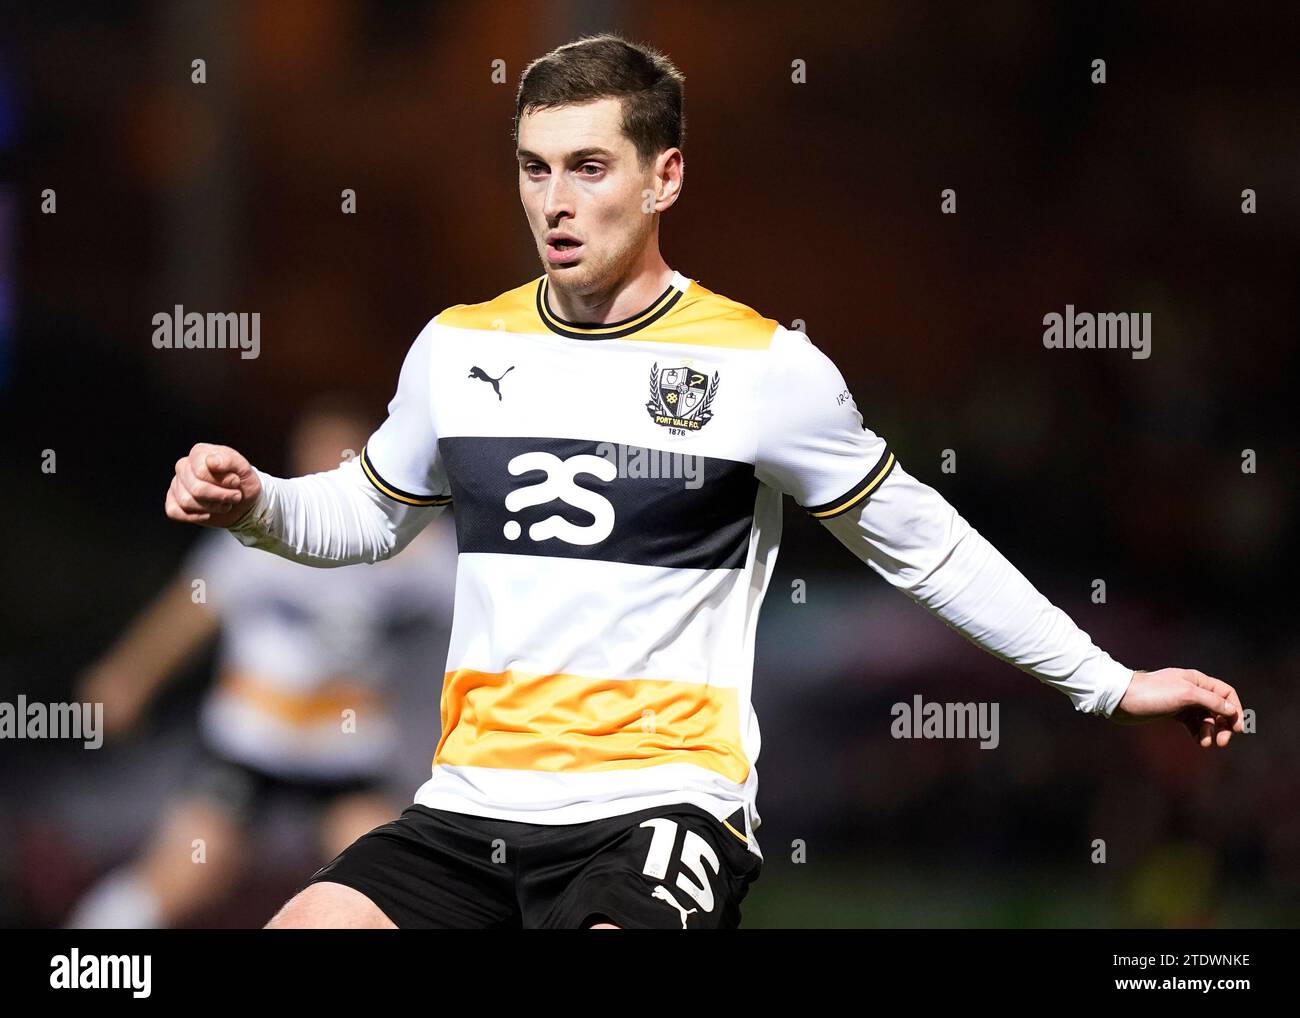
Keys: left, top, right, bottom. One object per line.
{"left": 306, "top": 802, "right": 763, "bottom": 929}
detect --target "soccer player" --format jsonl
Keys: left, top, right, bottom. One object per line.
{"left": 163, "top": 35, "right": 1245, "bottom": 930}
{"left": 70, "top": 398, "right": 456, "bottom": 928}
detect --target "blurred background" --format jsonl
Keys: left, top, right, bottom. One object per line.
{"left": 2, "top": 2, "right": 1297, "bottom": 928}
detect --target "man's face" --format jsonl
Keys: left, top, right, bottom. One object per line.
{"left": 517, "top": 97, "right": 663, "bottom": 296}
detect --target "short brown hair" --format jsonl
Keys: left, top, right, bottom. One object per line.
{"left": 514, "top": 34, "right": 685, "bottom": 168}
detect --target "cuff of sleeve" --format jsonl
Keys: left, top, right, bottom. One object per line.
{"left": 1079, "top": 658, "right": 1136, "bottom": 718}
{"left": 229, "top": 468, "right": 275, "bottom": 546}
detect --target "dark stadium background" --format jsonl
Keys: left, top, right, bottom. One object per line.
{"left": 1, "top": 2, "right": 1297, "bottom": 928}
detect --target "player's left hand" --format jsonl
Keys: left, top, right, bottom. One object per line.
{"left": 1110, "top": 668, "right": 1245, "bottom": 748}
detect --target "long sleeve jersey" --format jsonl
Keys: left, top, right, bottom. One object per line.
{"left": 229, "top": 271, "right": 1134, "bottom": 859}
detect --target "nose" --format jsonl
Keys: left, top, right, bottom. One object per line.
{"left": 542, "top": 172, "right": 575, "bottom": 223}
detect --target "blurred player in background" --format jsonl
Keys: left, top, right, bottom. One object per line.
{"left": 66, "top": 396, "right": 457, "bottom": 928}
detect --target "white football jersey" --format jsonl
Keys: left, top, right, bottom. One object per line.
{"left": 361, "top": 271, "right": 896, "bottom": 859}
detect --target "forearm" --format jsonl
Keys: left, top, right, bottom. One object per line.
{"left": 823, "top": 463, "right": 1134, "bottom": 716}
{"left": 228, "top": 456, "right": 437, "bottom": 566}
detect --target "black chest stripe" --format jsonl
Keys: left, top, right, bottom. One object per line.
{"left": 439, "top": 436, "right": 758, "bottom": 570}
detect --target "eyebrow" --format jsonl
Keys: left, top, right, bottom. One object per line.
{"left": 516, "top": 147, "right": 617, "bottom": 163}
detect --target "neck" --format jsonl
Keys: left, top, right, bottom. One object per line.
{"left": 547, "top": 248, "right": 674, "bottom": 324}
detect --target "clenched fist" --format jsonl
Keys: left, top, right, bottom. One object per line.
{"left": 164, "top": 443, "right": 262, "bottom": 528}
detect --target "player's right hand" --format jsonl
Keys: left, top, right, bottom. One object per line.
{"left": 165, "top": 442, "right": 262, "bottom": 528}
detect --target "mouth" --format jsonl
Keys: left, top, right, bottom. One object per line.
{"left": 545, "top": 234, "right": 584, "bottom": 265}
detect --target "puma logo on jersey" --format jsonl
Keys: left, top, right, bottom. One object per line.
{"left": 502, "top": 452, "right": 616, "bottom": 545}
{"left": 468, "top": 364, "right": 514, "bottom": 400}
{"left": 651, "top": 885, "right": 698, "bottom": 928}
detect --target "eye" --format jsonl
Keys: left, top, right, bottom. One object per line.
{"left": 523, "top": 162, "right": 546, "bottom": 176}
{"left": 578, "top": 163, "right": 604, "bottom": 176}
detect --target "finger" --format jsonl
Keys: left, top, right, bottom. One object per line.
{"left": 167, "top": 477, "right": 211, "bottom": 522}
{"left": 170, "top": 474, "right": 209, "bottom": 515}
{"left": 1211, "top": 683, "right": 1246, "bottom": 732}
{"left": 1223, "top": 687, "right": 1246, "bottom": 732}
{"left": 1186, "top": 684, "right": 1235, "bottom": 719}
{"left": 1188, "top": 671, "right": 1242, "bottom": 722}
{"left": 1215, "top": 723, "right": 1233, "bottom": 748}
{"left": 177, "top": 458, "right": 243, "bottom": 508}
{"left": 189, "top": 444, "right": 221, "bottom": 483}
{"left": 191, "top": 476, "right": 243, "bottom": 508}
{"left": 1199, "top": 716, "right": 1214, "bottom": 748}
{"left": 165, "top": 481, "right": 191, "bottom": 521}
{"left": 201, "top": 449, "right": 243, "bottom": 487}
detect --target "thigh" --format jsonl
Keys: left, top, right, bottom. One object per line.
{"left": 528, "top": 806, "right": 762, "bottom": 930}
{"left": 266, "top": 880, "right": 396, "bottom": 929}
{"left": 306, "top": 805, "right": 521, "bottom": 928}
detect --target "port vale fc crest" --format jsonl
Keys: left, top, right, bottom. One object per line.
{"left": 646, "top": 363, "right": 720, "bottom": 431}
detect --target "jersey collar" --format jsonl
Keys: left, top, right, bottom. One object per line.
{"left": 536, "top": 271, "right": 689, "bottom": 340}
